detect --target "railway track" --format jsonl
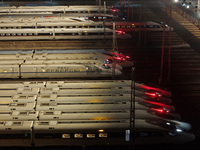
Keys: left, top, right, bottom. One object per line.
{"left": 0, "top": 40, "right": 112, "bottom": 50}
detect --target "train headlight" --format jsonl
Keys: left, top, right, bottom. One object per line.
{"left": 176, "top": 128, "right": 183, "bottom": 132}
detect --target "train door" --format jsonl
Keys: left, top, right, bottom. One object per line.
{"left": 50, "top": 29, "right": 55, "bottom": 40}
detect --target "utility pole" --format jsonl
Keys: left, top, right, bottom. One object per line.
{"left": 159, "top": 8, "right": 166, "bottom": 84}
{"left": 168, "top": 4, "right": 172, "bottom": 81}
{"left": 99, "top": 0, "right": 101, "bottom": 16}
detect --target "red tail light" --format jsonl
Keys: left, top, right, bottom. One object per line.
{"left": 116, "top": 30, "right": 125, "bottom": 34}
{"left": 145, "top": 91, "right": 162, "bottom": 98}
{"left": 151, "top": 108, "right": 170, "bottom": 114}
{"left": 110, "top": 8, "right": 118, "bottom": 12}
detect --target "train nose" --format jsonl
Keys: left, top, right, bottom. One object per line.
{"left": 107, "top": 64, "right": 123, "bottom": 70}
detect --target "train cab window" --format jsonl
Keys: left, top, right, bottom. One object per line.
{"left": 153, "top": 25, "right": 161, "bottom": 28}
{"left": 136, "top": 131, "right": 164, "bottom": 137}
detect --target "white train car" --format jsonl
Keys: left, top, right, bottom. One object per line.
{"left": 0, "top": 102, "right": 35, "bottom": 111}
{"left": 115, "top": 21, "right": 173, "bottom": 32}
{"left": 38, "top": 109, "right": 191, "bottom": 131}
{"left": 39, "top": 86, "right": 131, "bottom": 95}
{"left": 37, "top": 94, "right": 175, "bottom": 112}
{"left": 25, "top": 59, "right": 123, "bottom": 71}
{"left": 0, "top": 63, "right": 121, "bottom": 79}
{"left": 37, "top": 93, "right": 132, "bottom": 102}
{"left": 33, "top": 50, "right": 134, "bottom": 68}
{"left": 0, "top": 95, "right": 37, "bottom": 103}
{"left": 0, "top": 87, "right": 39, "bottom": 95}
{"left": 0, "top": 81, "right": 46, "bottom": 88}
{"left": 39, "top": 110, "right": 130, "bottom": 120}
{"left": 45, "top": 80, "right": 132, "bottom": 88}
{"left": 20, "top": 64, "right": 121, "bottom": 78}
{"left": 0, "top": 28, "right": 131, "bottom": 40}
{"left": 0, "top": 21, "right": 108, "bottom": 29}
{"left": 0, "top": 111, "right": 38, "bottom": 121}
{"left": 36, "top": 101, "right": 130, "bottom": 111}
{"left": 0, "top": 5, "right": 112, "bottom": 14}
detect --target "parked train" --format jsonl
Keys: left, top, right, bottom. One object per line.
{"left": 0, "top": 5, "right": 116, "bottom": 14}
{"left": 0, "top": 119, "right": 194, "bottom": 146}
{"left": 0, "top": 27, "right": 131, "bottom": 40}
{"left": 0, "top": 19, "right": 173, "bottom": 33}
{"left": 0, "top": 63, "right": 121, "bottom": 78}
{"left": 0, "top": 5, "right": 120, "bottom": 19}
{"left": 114, "top": 21, "right": 174, "bottom": 32}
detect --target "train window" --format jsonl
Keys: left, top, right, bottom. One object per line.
{"left": 0, "top": 122, "right": 4, "bottom": 125}
{"left": 39, "top": 122, "right": 49, "bottom": 125}
{"left": 6, "top": 33, "right": 11, "bottom": 36}
{"left": 74, "top": 133, "right": 83, "bottom": 138}
{"left": 121, "top": 26, "right": 125, "bottom": 28}
{"left": 126, "top": 26, "right": 131, "bottom": 28}
{"left": 62, "top": 134, "right": 71, "bottom": 138}
{"left": 12, "top": 122, "right": 22, "bottom": 125}
{"left": 41, "top": 103, "right": 50, "bottom": 106}
{"left": 16, "top": 103, "right": 26, "bottom": 107}
{"left": 0, "top": 33, "right": 5, "bottom": 36}
{"left": 41, "top": 95, "right": 50, "bottom": 98}
{"left": 19, "top": 112, "right": 28, "bottom": 115}
{"left": 45, "top": 112, "right": 54, "bottom": 115}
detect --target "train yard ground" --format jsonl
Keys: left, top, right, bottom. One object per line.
{"left": 1, "top": 0, "right": 200, "bottom": 149}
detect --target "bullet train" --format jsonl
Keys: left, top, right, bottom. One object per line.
{"left": 0, "top": 119, "right": 194, "bottom": 146}
{"left": 0, "top": 5, "right": 120, "bottom": 19}
{"left": 114, "top": 21, "right": 174, "bottom": 32}
{"left": 0, "top": 18, "right": 173, "bottom": 33}
{"left": 0, "top": 27, "right": 131, "bottom": 40}
{"left": 0, "top": 49, "right": 134, "bottom": 79}
{"left": 0, "top": 63, "right": 121, "bottom": 79}
{"left": 0, "top": 5, "right": 115, "bottom": 15}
